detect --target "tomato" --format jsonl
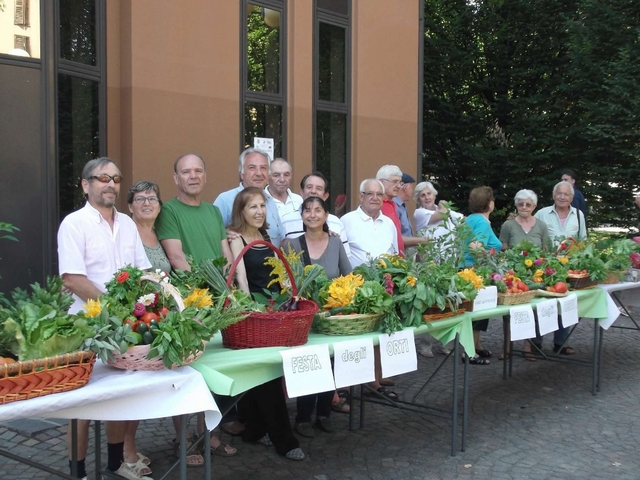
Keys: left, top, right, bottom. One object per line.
{"left": 516, "top": 281, "right": 529, "bottom": 292}
{"left": 140, "top": 311, "right": 160, "bottom": 326}
{"left": 553, "top": 282, "right": 568, "bottom": 294}
{"left": 546, "top": 286, "right": 557, "bottom": 293}
{"left": 124, "top": 318, "right": 138, "bottom": 332}
{"left": 156, "top": 307, "right": 170, "bottom": 319}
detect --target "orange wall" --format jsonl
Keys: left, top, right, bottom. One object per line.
{"left": 351, "top": 0, "right": 420, "bottom": 209}
{"left": 107, "top": 0, "right": 241, "bottom": 206}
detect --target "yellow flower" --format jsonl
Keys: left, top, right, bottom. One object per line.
{"left": 83, "top": 298, "right": 102, "bottom": 318}
{"left": 535, "top": 269, "right": 543, "bottom": 277}
{"left": 378, "top": 258, "right": 387, "bottom": 269}
{"left": 557, "top": 256, "right": 569, "bottom": 265}
{"left": 304, "top": 265, "right": 314, "bottom": 273}
{"left": 184, "top": 288, "right": 213, "bottom": 308}
{"left": 524, "top": 259, "right": 533, "bottom": 267}
{"left": 407, "top": 276, "right": 417, "bottom": 287}
{"left": 457, "top": 268, "right": 484, "bottom": 289}
{"left": 324, "top": 274, "right": 365, "bottom": 309}
{"left": 264, "top": 255, "right": 288, "bottom": 289}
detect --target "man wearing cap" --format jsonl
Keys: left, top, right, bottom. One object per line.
{"left": 393, "top": 173, "right": 416, "bottom": 237}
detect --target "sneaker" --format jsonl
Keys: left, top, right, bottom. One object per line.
{"left": 314, "top": 417, "right": 335, "bottom": 433}
{"left": 285, "top": 447, "right": 305, "bottom": 461}
{"left": 257, "top": 434, "right": 273, "bottom": 446}
{"left": 295, "top": 421, "right": 315, "bottom": 438}
{"left": 111, "top": 462, "right": 153, "bottom": 480}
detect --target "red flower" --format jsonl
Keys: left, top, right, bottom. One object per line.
{"left": 116, "top": 271, "right": 129, "bottom": 283}
{"left": 560, "top": 243, "right": 567, "bottom": 251}
{"left": 489, "top": 248, "right": 497, "bottom": 255}
{"left": 522, "top": 251, "right": 529, "bottom": 256}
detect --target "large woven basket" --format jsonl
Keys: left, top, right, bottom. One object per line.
{"left": 107, "top": 344, "right": 203, "bottom": 371}
{"left": 497, "top": 290, "right": 536, "bottom": 305}
{"left": 567, "top": 275, "right": 597, "bottom": 290}
{"left": 601, "top": 271, "right": 625, "bottom": 285}
{"left": 423, "top": 304, "right": 467, "bottom": 322}
{"left": 313, "top": 313, "right": 382, "bottom": 335}
{"left": 0, "top": 351, "right": 95, "bottom": 405}
{"left": 222, "top": 240, "right": 318, "bottom": 349}
{"left": 535, "top": 289, "right": 567, "bottom": 298}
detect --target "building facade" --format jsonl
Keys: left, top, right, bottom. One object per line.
{"left": 0, "top": 0, "right": 420, "bottom": 291}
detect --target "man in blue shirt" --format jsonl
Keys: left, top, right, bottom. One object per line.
{"left": 393, "top": 173, "right": 416, "bottom": 237}
{"left": 214, "top": 148, "right": 285, "bottom": 247}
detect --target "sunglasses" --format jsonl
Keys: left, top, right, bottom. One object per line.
{"left": 89, "top": 174, "right": 123, "bottom": 184}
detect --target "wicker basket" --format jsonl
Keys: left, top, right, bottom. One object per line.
{"left": 535, "top": 289, "right": 567, "bottom": 298}
{"left": 422, "top": 304, "right": 467, "bottom": 322}
{"left": 567, "top": 275, "right": 597, "bottom": 290}
{"left": 601, "top": 271, "right": 625, "bottom": 285}
{"left": 221, "top": 240, "right": 318, "bottom": 349}
{"left": 497, "top": 290, "right": 536, "bottom": 305}
{"left": 107, "top": 344, "right": 203, "bottom": 371}
{"left": 313, "top": 312, "right": 382, "bottom": 335}
{"left": 0, "top": 351, "right": 95, "bottom": 405}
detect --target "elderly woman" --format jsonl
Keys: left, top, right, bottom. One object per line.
{"left": 414, "top": 181, "right": 450, "bottom": 233}
{"left": 464, "top": 186, "right": 503, "bottom": 365}
{"left": 533, "top": 181, "right": 587, "bottom": 355}
{"left": 499, "top": 189, "right": 550, "bottom": 361}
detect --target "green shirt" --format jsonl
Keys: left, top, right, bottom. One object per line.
{"left": 155, "top": 198, "right": 226, "bottom": 262}
{"left": 499, "top": 218, "right": 550, "bottom": 250}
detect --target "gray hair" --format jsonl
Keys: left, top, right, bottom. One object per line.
{"left": 359, "top": 178, "right": 385, "bottom": 195}
{"left": 552, "top": 180, "right": 574, "bottom": 198}
{"left": 127, "top": 180, "right": 163, "bottom": 206}
{"left": 82, "top": 157, "right": 119, "bottom": 180}
{"left": 375, "top": 164, "right": 403, "bottom": 181}
{"left": 239, "top": 148, "right": 271, "bottom": 174}
{"left": 271, "top": 158, "right": 293, "bottom": 170}
{"left": 413, "top": 181, "right": 438, "bottom": 202}
{"left": 514, "top": 189, "right": 538, "bottom": 207}
{"left": 173, "top": 153, "right": 205, "bottom": 173}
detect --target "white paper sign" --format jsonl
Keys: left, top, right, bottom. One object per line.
{"left": 378, "top": 329, "right": 417, "bottom": 378}
{"left": 280, "top": 344, "right": 335, "bottom": 398}
{"left": 253, "top": 137, "right": 274, "bottom": 161}
{"left": 536, "top": 298, "right": 559, "bottom": 336}
{"left": 473, "top": 286, "right": 498, "bottom": 312}
{"left": 333, "top": 338, "right": 376, "bottom": 389}
{"left": 558, "top": 293, "right": 579, "bottom": 328}
{"left": 509, "top": 304, "right": 536, "bottom": 341}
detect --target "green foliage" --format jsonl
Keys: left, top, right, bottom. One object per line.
{"left": 0, "top": 222, "right": 19, "bottom": 242}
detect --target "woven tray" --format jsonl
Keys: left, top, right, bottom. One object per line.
{"left": 568, "top": 276, "right": 597, "bottom": 290}
{"left": 107, "top": 344, "right": 204, "bottom": 371}
{"left": 535, "top": 289, "right": 568, "bottom": 298}
{"left": 0, "top": 351, "right": 96, "bottom": 405}
{"left": 313, "top": 313, "right": 382, "bottom": 335}
{"left": 222, "top": 240, "right": 318, "bottom": 349}
{"left": 423, "top": 305, "right": 467, "bottom": 322}
{"left": 497, "top": 290, "right": 536, "bottom": 305}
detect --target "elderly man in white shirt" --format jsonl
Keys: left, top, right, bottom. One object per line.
{"left": 280, "top": 171, "right": 351, "bottom": 256}
{"left": 58, "top": 157, "right": 151, "bottom": 480}
{"left": 264, "top": 158, "right": 303, "bottom": 217}
{"left": 341, "top": 178, "right": 398, "bottom": 268}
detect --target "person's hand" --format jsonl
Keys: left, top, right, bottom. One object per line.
{"left": 226, "top": 229, "right": 240, "bottom": 241}
{"left": 437, "top": 201, "right": 449, "bottom": 213}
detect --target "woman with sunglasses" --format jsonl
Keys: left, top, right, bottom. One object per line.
{"left": 499, "top": 189, "right": 550, "bottom": 361}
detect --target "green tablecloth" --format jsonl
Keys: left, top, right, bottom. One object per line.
{"left": 467, "top": 288, "right": 609, "bottom": 322}
{"left": 191, "top": 313, "right": 474, "bottom": 396}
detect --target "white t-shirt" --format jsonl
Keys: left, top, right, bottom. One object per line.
{"left": 57, "top": 202, "right": 151, "bottom": 313}
{"left": 341, "top": 207, "right": 398, "bottom": 268}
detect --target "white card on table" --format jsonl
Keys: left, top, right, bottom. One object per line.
{"left": 536, "top": 298, "right": 559, "bottom": 336}
{"left": 378, "top": 329, "right": 417, "bottom": 378}
{"left": 333, "top": 338, "right": 376, "bottom": 389}
{"left": 280, "top": 344, "right": 335, "bottom": 398}
{"left": 558, "top": 294, "right": 579, "bottom": 328}
{"left": 509, "top": 304, "right": 536, "bottom": 341}
{"left": 473, "top": 286, "right": 498, "bottom": 312}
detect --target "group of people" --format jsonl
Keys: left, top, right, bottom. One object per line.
{"left": 57, "top": 148, "right": 588, "bottom": 479}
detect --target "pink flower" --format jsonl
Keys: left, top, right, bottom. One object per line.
{"left": 150, "top": 293, "right": 159, "bottom": 308}
{"left": 133, "top": 302, "right": 146, "bottom": 317}
{"left": 545, "top": 267, "right": 556, "bottom": 276}
{"left": 491, "top": 273, "right": 503, "bottom": 282}
{"left": 534, "top": 258, "right": 543, "bottom": 266}
{"left": 489, "top": 248, "right": 497, "bottom": 255}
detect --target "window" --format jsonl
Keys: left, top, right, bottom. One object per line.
{"left": 59, "top": 0, "right": 97, "bottom": 66}
{"left": 242, "top": 1, "right": 286, "bottom": 158}
{"left": 314, "top": 0, "right": 350, "bottom": 214}
{"left": 14, "top": 0, "right": 30, "bottom": 26}
{"left": 14, "top": 35, "right": 31, "bottom": 55}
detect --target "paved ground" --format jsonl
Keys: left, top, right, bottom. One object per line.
{"left": 3, "top": 296, "right": 640, "bottom": 479}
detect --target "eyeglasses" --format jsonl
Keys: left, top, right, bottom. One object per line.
{"left": 381, "top": 179, "right": 401, "bottom": 186}
{"left": 133, "top": 196, "right": 159, "bottom": 205}
{"left": 517, "top": 202, "right": 534, "bottom": 208}
{"left": 362, "top": 191, "right": 384, "bottom": 199}
{"left": 89, "top": 174, "right": 123, "bottom": 184}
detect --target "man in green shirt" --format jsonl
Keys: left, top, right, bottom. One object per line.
{"left": 156, "top": 153, "right": 233, "bottom": 267}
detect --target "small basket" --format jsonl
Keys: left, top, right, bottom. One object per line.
{"left": 567, "top": 275, "right": 597, "bottom": 290}
{"left": 313, "top": 313, "right": 382, "bottom": 335}
{"left": 107, "top": 344, "right": 203, "bottom": 371}
{"left": 423, "top": 304, "right": 467, "bottom": 322}
{"left": 497, "top": 290, "right": 536, "bottom": 305}
{"left": 601, "top": 271, "right": 625, "bottom": 285}
{"left": 0, "top": 351, "right": 96, "bottom": 405}
{"left": 221, "top": 240, "right": 318, "bottom": 349}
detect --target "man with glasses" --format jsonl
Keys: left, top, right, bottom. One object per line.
{"left": 58, "top": 157, "right": 152, "bottom": 479}
{"left": 376, "top": 165, "right": 428, "bottom": 256}
{"left": 341, "top": 178, "right": 398, "bottom": 267}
